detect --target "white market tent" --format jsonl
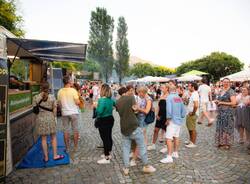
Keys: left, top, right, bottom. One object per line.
{"left": 220, "top": 69, "right": 250, "bottom": 82}
{"left": 126, "top": 76, "right": 170, "bottom": 83}
{"left": 176, "top": 75, "right": 202, "bottom": 82}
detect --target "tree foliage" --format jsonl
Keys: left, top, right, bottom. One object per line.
{"left": 82, "top": 59, "right": 100, "bottom": 72}
{"left": 129, "top": 63, "right": 174, "bottom": 78}
{"left": 52, "top": 61, "right": 83, "bottom": 71}
{"left": 0, "top": 0, "right": 25, "bottom": 37}
{"left": 176, "top": 52, "right": 244, "bottom": 80}
{"left": 87, "top": 7, "right": 114, "bottom": 82}
{"left": 115, "top": 16, "right": 130, "bottom": 84}
{"left": 10, "top": 59, "right": 26, "bottom": 80}
{"left": 152, "top": 66, "right": 175, "bottom": 77}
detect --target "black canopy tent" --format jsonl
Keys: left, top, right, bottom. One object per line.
{"left": 7, "top": 38, "right": 87, "bottom": 63}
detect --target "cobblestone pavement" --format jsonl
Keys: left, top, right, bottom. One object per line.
{"left": 6, "top": 107, "right": 250, "bottom": 184}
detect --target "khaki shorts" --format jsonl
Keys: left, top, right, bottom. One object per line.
{"left": 62, "top": 114, "right": 79, "bottom": 133}
{"left": 186, "top": 115, "right": 197, "bottom": 131}
{"left": 200, "top": 102, "right": 208, "bottom": 112}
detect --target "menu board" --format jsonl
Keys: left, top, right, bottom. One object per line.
{"left": 0, "top": 34, "right": 7, "bottom": 183}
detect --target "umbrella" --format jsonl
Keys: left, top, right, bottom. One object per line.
{"left": 176, "top": 75, "right": 202, "bottom": 82}
{"left": 182, "top": 70, "right": 208, "bottom": 76}
{"left": 220, "top": 69, "right": 250, "bottom": 82}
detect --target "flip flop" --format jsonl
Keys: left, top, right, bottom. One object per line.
{"left": 54, "top": 155, "right": 65, "bottom": 161}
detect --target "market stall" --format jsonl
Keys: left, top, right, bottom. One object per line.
{"left": 0, "top": 26, "right": 87, "bottom": 180}
{"left": 220, "top": 69, "right": 250, "bottom": 82}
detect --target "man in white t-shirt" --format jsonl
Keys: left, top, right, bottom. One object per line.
{"left": 197, "top": 79, "right": 214, "bottom": 126}
{"left": 58, "top": 76, "right": 80, "bottom": 151}
{"left": 185, "top": 82, "right": 199, "bottom": 148}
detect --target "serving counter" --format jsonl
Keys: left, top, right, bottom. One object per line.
{"left": 8, "top": 84, "right": 40, "bottom": 165}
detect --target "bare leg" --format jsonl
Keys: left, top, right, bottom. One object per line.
{"left": 73, "top": 131, "right": 79, "bottom": 149}
{"left": 239, "top": 127, "right": 244, "bottom": 142}
{"left": 198, "top": 114, "right": 204, "bottom": 124}
{"left": 51, "top": 133, "right": 58, "bottom": 158}
{"left": 160, "top": 129, "right": 165, "bottom": 141}
{"left": 190, "top": 130, "right": 197, "bottom": 144}
{"left": 203, "top": 111, "right": 212, "bottom": 123}
{"left": 173, "top": 137, "right": 179, "bottom": 152}
{"left": 166, "top": 139, "right": 172, "bottom": 156}
{"left": 41, "top": 135, "right": 48, "bottom": 161}
{"left": 152, "top": 128, "right": 160, "bottom": 144}
{"left": 64, "top": 132, "right": 70, "bottom": 150}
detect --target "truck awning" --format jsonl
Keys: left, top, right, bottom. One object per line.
{"left": 7, "top": 38, "right": 87, "bottom": 63}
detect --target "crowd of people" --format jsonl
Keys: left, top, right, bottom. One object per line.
{"left": 32, "top": 76, "right": 250, "bottom": 175}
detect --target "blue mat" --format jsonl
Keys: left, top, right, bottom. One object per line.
{"left": 17, "top": 131, "right": 70, "bottom": 169}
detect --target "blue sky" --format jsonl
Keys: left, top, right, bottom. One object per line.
{"left": 19, "top": 0, "right": 250, "bottom": 68}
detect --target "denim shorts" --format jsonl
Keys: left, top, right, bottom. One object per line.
{"left": 137, "top": 115, "right": 147, "bottom": 128}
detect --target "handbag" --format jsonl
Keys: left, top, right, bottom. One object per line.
{"left": 57, "top": 105, "right": 62, "bottom": 117}
{"left": 33, "top": 99, "right": 43, "bottom": 114}
{"left": 79, "top": 96, "right": 85, "bottom": 109}
{"left": 145, "top": 110, "right": 155, "bottom": 124}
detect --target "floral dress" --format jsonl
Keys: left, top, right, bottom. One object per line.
{"left": 215, "top": 89, "right": 235, "bottom": 146}
{"left": 33, "top": 93, "right": 57, "bottom": 135}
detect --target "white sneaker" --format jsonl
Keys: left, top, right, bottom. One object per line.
{"left": 160, "top": 147, "right": 167, "bottom": 153}
{"left": 123, "top": 168, "right": 129, "bottom": 175}
{"left": 184, "top": 140, "right": 190, "bottom": 145}
{"left": 100, "top": 154, "right": 112, "bottom": 159}
{"left": 142, "top": 165, "right": 156, "bottom": 173}
{"left": 147, "top": 144, "right": 156, "bottom": 151}
{"left": 130, "top": 159, "right": 137, "bottom": 167}
{"left": 185, "top": 142, "right": 197, "bottom": 148}
{"left": 160, "top": 156, "right": 173, "bottom": 163}
{"left": 172, "top": 152, "right": 179, "bottom": 158}
{"left": 97, "top": 158, "right": 110, "bottom": 164}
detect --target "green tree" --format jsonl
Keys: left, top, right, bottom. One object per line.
{"left": 152, "top": 66, "right": 175, "bottom": 76}
{"left": 129, "top": 63, "right": 154, "bottom": 78}
{"left": 10, "top": 59, "right": 26, "bottom": 80}
{"left": 87, "top": 7, "right": 114, "bottom": 82}
{"left": 82, "top": 59, "right": 100, "bottom": 72}
{"left": 176, "top": 52, "right": 244, "bottom": 80}
{"left": 115, "top": 16, "right": 130, "bottom": 84}
{"left": 0, "top": 0, "right": 25, "bottom": 37}
{"left": 52, "top": 61, "right": 83, "bottom": 71}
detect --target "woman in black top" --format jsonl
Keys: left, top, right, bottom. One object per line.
{"left": 147, "top": 84, "right": 169, "bottom": 151}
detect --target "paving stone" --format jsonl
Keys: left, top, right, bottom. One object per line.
{"left": 5, "top": 107, "right": 250, "bottom": 184}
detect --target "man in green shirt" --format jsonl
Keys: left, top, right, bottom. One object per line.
{"left": 116, "top": 87, "right": 156, "bottom": 175}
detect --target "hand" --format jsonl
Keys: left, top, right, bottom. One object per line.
{"left": 132, "top": 104, "right": 138, "bottom": 111}
{"left": 165, "top": 119, "right": 170, "bottom": 125}
{"left": 188, "top": 112, "right": 195, "bottom": 116}
{"left": 156, "top": 115, "right": 160, "bottom": 120}
{"left": 93, "top": 101, "right": 98, "bottom": 108}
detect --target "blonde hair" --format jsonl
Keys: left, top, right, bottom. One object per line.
{"left": 100, "top": 83, "right": 112, "bottom": 98}
{"left": 137, "top": 86, "right": 148, "bottom": 94}
{"left": 161, "top": 83, "right": 169, "bottom": 90}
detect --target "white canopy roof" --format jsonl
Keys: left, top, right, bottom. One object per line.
{"left": 220, "top": 69, "right": 250, "bottom": 82}
{"left": 176, "top": 75, "right": 202, "bottom": 82}
{"left": 126, "top": 76, "right": 170, "bottom": 83}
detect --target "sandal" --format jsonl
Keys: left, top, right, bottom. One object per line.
{"left": 43, "top": 158, "right": 49, "bottom": 163}
{"left": 54, "top": 155, "right": 65, "bottom": 161}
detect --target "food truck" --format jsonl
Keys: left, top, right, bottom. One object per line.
{"left": 0, "top": 26, "right": 87, "bottom": 182}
